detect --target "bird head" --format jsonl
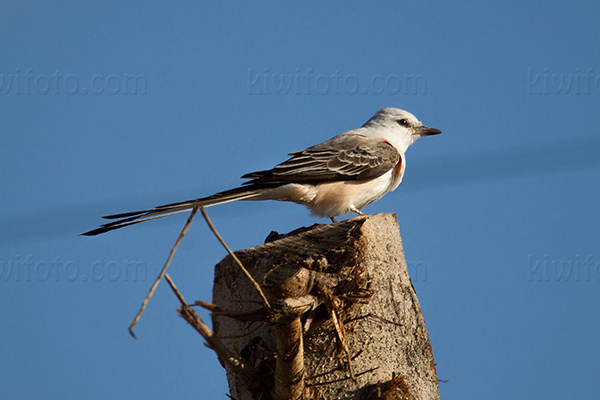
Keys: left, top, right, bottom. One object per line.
{"left": 362, "top": 107, "right": 441, "bottom": 153}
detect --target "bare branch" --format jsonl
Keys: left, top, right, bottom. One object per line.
{"left": 164, "top": 273, "right": 253, "bottom": 379}
{"left": 199, "top": 206, "right": 271, "bottom": 309}
{"left": 128, "top": 206, "right": 198, "bottom": 337}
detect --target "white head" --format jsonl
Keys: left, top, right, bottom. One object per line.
{"left": 362, "top": 107, "right": 441, "bottom": 153}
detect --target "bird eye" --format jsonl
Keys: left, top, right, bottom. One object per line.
{"left": 397, "top": 119, "right": 409, "bottom": 126}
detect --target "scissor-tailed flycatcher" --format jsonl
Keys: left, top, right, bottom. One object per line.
{"left": 83, "top": 107, "right": 441, "bottom": 236}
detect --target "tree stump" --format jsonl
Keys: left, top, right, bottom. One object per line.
{"left": 211, "top": 213, "right": 439, "bottom": 400}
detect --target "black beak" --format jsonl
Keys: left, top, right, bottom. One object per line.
{"left": 416, "top": 125, "right": 442, "bottom": 136}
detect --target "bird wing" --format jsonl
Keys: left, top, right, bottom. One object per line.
{"left": 82, "top": 134, "right": 401, "bottom": 236}
{"left": 242, "top": 133, "right": 400, "bottom": 185}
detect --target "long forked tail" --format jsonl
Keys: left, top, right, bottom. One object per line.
{"left": 81, "top": 185, "right": 271, "bottom": 236}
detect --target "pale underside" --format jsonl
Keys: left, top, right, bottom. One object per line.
{"left": 249, "top": 160, "right": 405, "bottom": 218}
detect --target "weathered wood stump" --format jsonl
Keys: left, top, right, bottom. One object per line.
{"left": 212, "top": 213, "right": 438, "bottom": 400}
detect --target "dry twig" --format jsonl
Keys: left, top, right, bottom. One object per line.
{"left": 128, "top": 206, "right": 199, "bottom": 337}
{"left": 199, "top": 206, "right": 271, "bottom": 309}
{"left": 306, "top": 368, "right": 378, "bottom": 387}
{"left": 164, "top": 272, "right": 252, "bottom": 379}
{"left": 320, "top": 286, "right": 357, "bottom": 383}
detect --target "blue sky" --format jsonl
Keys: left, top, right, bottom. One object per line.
{"left": 1, "top": 1, "right": 599, "bottom": 399}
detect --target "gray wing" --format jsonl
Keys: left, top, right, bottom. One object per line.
{"left": 242, "top": 133, "right": 400, "bottom": 185}
{"left": 82, "top": 133, "right": 400, "bottom": 236}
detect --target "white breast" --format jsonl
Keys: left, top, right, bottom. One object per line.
{"left": 305, "top": 169, "right": 400, "bottom": 217}
{"left": 247, "top": 154, "right": 406, "bottom": 218}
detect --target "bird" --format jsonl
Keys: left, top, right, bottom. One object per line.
{"left": 82, "top": 107, "right": 441, "bottom": 236}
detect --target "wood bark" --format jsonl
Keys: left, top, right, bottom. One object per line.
{"left": 211, "top": 213, "right": 439, "bottom": 400}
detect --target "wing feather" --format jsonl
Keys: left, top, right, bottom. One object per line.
{"left": 241, "top": 133, "right": 400, "bottom": 185}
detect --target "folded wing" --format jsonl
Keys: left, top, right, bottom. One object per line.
{"left": 242, "top": 134, "right": 400, "bottom": 184}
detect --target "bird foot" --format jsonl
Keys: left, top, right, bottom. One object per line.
{"left": 350, "top": 206, "right": 366, "bottom": 216}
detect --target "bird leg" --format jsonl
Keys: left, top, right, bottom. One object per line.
{"left": 349, "top": 206, "right": 366, "bottom": 216}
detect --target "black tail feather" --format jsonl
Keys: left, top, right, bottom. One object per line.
{"left": 82, "top": 184, "right": 279, "bottom": 236}
{"left": 102, "top": 210, "right": 149, "bottom": 219}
